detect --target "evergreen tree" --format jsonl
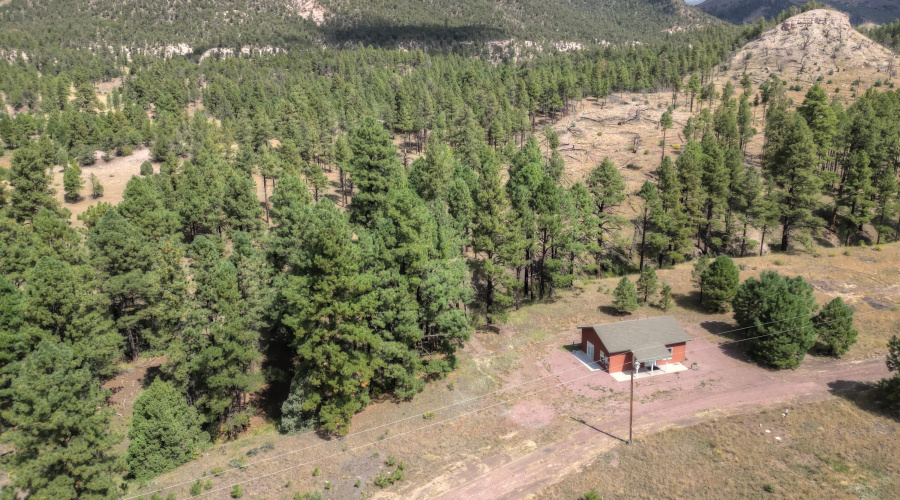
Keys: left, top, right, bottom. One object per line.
{"left": 612, "top": 276, "right": 639, "bottom": 315}
{"left": 23, "top": 257, "right": 122, "bottom": 378}
{"left": 700, "top": 255, "right": 739, "bottom": 312}
{"left": 470, "top": 150, "right": 520, "bottom": 323}
{"left": 765, "top": 113, "right": 823, "bottom": 251}
{"left": 636, "top": 266, "right": 658, "bottom": 304}
{"left": 90, "top": 172, "right": 104, "bottom": 198}
{"left": 584, "top": 158, "right": 626, "bottom": 275}
{"left": 169, "top": 258, "right": 262, "bottom": 437}
{"left": 223, "top": 170, "right": 265, "bottom": 236}
{"left": 8, "top": 142, "right": 57, "bottom": 222}
{"left": 127, "top": 378, "right": 206, "bottom": 480}
{"left": 1, "top": 340, "right": 121, "bottom": 500}
{"left": 276, "top": 200, "right": 378, "bottom": 435}
{"left": 660, "top": 110, "right": 673, "bottom": 160}
{"left": 814, "top": 297, "right": 857, "bottom": 357}
{"left": 62, "top": 162, "right": 84, "bottom": 202}
{"left": 732, "top": 271, "right": 818, "bottom": 369}
{"left": 348, "top": 117, "right": 406, "bottom": 227}
{"left": 88, "top": 209, "right": 152, "bottom": 359}
{"left": 659, "top": 283, "right": 673, "bottom": 311}
{"left": 875, "top": 336, "right": 900, "bottom": 417}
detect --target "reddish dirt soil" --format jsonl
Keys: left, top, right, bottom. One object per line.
{"left": 410, "top": 339, "right": 890, "bottom": 500}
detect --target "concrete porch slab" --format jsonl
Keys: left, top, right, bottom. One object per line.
{"left": 609, "top": 362, "right": 688, "bottom": 382}
{"left": 570, "top": 348, "right": 603, "bottom": 372}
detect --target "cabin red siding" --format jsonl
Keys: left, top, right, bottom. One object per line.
{"left": 580, "top": 329, "right": 688, "bottom": 373}
{"left": 657, "top": 343, "right": 686, "bottom": 366}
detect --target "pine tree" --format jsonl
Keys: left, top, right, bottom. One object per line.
{"left": 118, "top": 175, "right": 180, "bottom": 241}
{"left": 659, "top": 283, "right": 673, "bottom": 311}
{"left": 612, "top": 276, "right": 639, "bottom": 315}
{"left": 90, "top": 172, "right": 104, "bottom": 198}
{"left": 88, "top": 209, "right": 153, "bottom": 359}
{"left": 636, "top": 266, "right": 658, "bottom": 304}
{"left": 23, "top": 257, "right": 122, "bottom": 378}
{"left": 1, "top": 340, "right": 121, "bottom": 500}
{"left": 223, "top": 170, "right": 265, "bottom": 236}
{"left": 585, "top": 158, "right": 626, "bottom": 275}
{"left": 62, "top": 161, "right": 84, "bottom": 202}
{"left": 348, "top": 117, "right": 406, "bottom": 227}
{"left": 814, "top": 297, "right": 857, "bottom": 357}
{"left": 733, "top": 272, "right": 818, "bottom": 369}
{"left": 765, "top": 113, "right": 824, "bottom": 251}
{"left": 268, "top": 173, "right": 312, "bottom": 271}
{"left": 170, "top": 258, "right": 262, "bottom": 437}
{"left": 276, "top": 200, "right": 378, "bottom": 435}
{"left": 660, "top": 110, "right": 673, "bottom": 159}
{"left": 700, "top": 255, "right": 740, "bottom": 312}
{"left": 127, "top": 378, "right": 206, "bottom": 480}
{"left": 470, "top": 150, "right": 520, "bottom": 323}
{"left": 8, "top": 142, "right": 57, "bottom": 222}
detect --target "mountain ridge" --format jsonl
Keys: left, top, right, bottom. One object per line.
{"left": 697, "top": 0, "right": 900, "bottom": 25}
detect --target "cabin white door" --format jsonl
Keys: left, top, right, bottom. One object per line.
{"left": 586, "top": 341, "right": 595, "bottom": 360}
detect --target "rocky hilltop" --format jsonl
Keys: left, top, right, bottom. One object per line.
{"left": 725, "top": 10, "right": 899, "bottom": 87}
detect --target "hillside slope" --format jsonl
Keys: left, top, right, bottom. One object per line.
{"left": 721, "top": 9, "right": 899, "bottom": 88}
{"left": 698, "top": 0, "right": 900, "bottom": 25}
{"left": 0, "top": 0, "right": 715, "bottom": 55}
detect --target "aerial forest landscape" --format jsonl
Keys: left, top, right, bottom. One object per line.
{"left": 2, "top": 0, "right": 900, "bottom": 498}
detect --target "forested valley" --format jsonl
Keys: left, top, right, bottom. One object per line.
{"left": 1, "top": 0, "right": 900, "bottom": 498}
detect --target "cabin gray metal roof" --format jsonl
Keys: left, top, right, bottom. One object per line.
{"left": 578, "top": 316, "right": 691, "bottom": 361}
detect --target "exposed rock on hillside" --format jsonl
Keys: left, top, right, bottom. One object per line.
{"left": 725, "top": 10, "right": 899, "bottom": 85}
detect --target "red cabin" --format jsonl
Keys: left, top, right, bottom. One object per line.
{"left": 579, "top": 316, "right": 691, "bottom": 375}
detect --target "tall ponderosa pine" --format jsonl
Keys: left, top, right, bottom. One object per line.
{"left": 1, "top": 340, "right": 121, "bottom": 500}
{"left": 584, "top": 157, "right": 626, "bottom": 275}
{"left": 349, "top": 117, "right": 406, "bottom": 227}
{"left": 764, "top": 113, "right": 823, "bottom": 251}
{"left": 277, "top": 200, "right": 378, "bottom": 435}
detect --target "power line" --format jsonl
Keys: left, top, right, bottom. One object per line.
{"left": 126, "top": 306, "right": 842, "bottom": 499}
{"left": 126, "top": 308, "right": 885, "bottom": 499}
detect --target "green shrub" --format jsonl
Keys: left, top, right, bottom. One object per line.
{"left": 126, "top": 379, "right": 207, "bottom": 481}
{"left": 230, "top": 484, "right": 243, "bottom": 498}
{"left": 583, "top": 490, "right": 602, "bottom": 500}
{"left": 191, "top": 480, "right": 202, "bottom": 495}
{"left": 612, "top": 276, "right": 639, "bottom": 314}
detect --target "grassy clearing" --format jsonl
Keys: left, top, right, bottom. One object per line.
{"left": 536, "top": 397, "right": 900, "bottom": 500}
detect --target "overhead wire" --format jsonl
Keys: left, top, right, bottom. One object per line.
{"left": 125, "top": 307, "right": 889, "bottom": 499}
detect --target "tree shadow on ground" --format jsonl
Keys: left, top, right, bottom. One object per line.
{"left": 700, "top": 320, "right": 743, "bottom": 341}
{"left": 827, "top": 379, "right": 900, "bottom": 423}
{"left": 673, "top": 291, "right": 705, "bottom": 313}
{"left": 597, "top": 305, "right": 625, "bottom": 316}
{"left": 139, "top": 364, "right": 164, "bottom": 389}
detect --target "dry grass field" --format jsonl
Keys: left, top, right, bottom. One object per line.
{"left": 122, "top": 242, "right": 899, "bottom": 500}
{"left": 536, "top": 397, "right": 900, "bottom": 500}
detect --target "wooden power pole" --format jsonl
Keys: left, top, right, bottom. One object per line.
{"left": 628, "top": 352, "right": 635, "bottom": 445}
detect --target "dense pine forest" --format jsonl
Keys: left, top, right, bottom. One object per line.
{"left": 1, "top": 0, "right": 900, "bottom": 498}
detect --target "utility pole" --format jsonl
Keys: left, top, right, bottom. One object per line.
{"left": 628, "top": 351, "right": 634, "bottom": 445}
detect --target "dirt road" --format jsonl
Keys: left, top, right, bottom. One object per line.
{"left": 408, "top": 338, "right": 890, "bottom": 500}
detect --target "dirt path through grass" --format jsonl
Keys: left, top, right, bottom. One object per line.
{"left": 414, "top": 352, "right": 889, "bottom": 500}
